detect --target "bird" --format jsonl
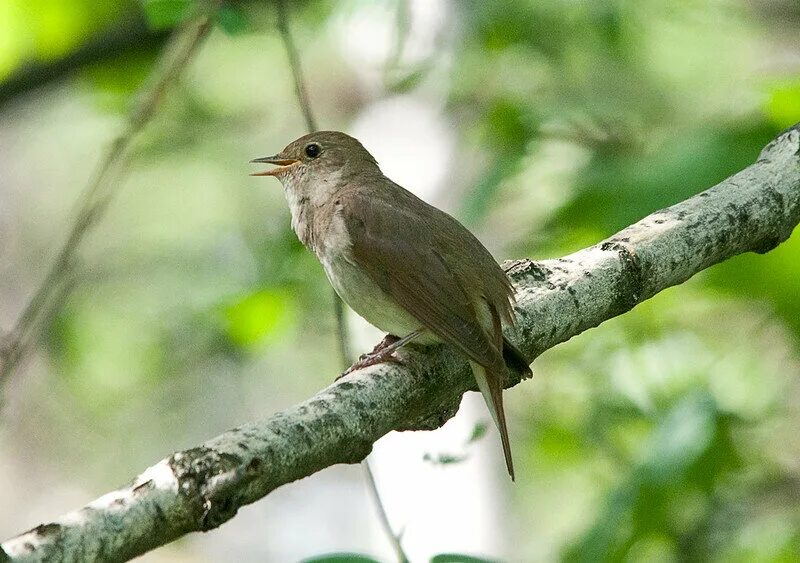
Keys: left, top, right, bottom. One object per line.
{"left": 251, "top": 131, "right": 531, "bottom": 480}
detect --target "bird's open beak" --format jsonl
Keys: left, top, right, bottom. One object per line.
{"left": 250, "top": 155, "right": 299, "bottom": 177}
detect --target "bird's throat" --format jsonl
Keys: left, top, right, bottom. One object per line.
{"left": 285, "top": 188, "right": 316, "bottom": 250}
{"left": 281, "top": 168, "right": 346, "bottom": 253}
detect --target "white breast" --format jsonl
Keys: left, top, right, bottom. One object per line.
{"left": 318, "top": 212, "right": 423, "bottom": 338}
{"left": 281, "top": 170, "right": 426, "bottom": 340}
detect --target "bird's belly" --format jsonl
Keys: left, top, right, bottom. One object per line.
{"left": 321, "top": 251, "right": 427, "bottom": 339}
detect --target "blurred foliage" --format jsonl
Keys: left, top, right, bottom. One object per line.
{"left": 0, "top": 0, "right": 134, "bottom": 79}
{"left": 2, "top": 0, "right": 800, "bottom": 561}
{"left": 423, "top": 421, "right": 489, "bottom": 466}
{"left": 140, "top": 0, "right": 193, "bottom": 30}
{"left": 430, "top": 555, "right": 497, "bottom": 563}
{"left": 223, "top": 287, "right": 295, "bottom": 346}
{"left": 302, "top": 555, "right": 382, "bottom": 563}
{"left": 303, "top": 553, "right": 497, "bottom": 562}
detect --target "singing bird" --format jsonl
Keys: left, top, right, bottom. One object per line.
{"left": 252, "top": 131, "right": 531, "bottom": 480}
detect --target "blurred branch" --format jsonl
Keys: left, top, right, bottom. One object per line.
{"left": 363, "top": 456, "right": 408, "bottom": 563}
{"left": 274, "top": 0, "right": 352, "bottom": 369}
{"left": 0, "top": 4, "right": 220, "bottom": 386}
{"left": 383, "top": 0, "right": 411, "bottom": 73}
{"left": 3, "top": 125, "right": 799, "bottom": 562}
{"left": 276, "top": 0, "right": 318, "bottom": 133}
{"left": 0, "top": 13, "right": 169, "bottom": 110}
{"left": 275, "top": 2, "right": 406, "bottom": 560}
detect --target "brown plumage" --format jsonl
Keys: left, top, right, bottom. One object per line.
{"left": 252, "top": 131, "right": 531, "bottom": 480}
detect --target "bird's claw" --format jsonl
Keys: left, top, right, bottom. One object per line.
{"left": 334, "top": 331, "right": 423, "bottom": 381}
{"left": 335, "top": 348, "right": 404, "bottom": 381}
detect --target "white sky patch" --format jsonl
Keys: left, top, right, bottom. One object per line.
{"left": 335, "top": 2, "right": 396, "bottom": 69}
{"left": 351, "top": 95, "right": 453, "bottom": 204}
{"left": 334, "top": 0, "right": 448, "bottom": 66}
{"left": 333, "top": 0, "right": 453, "bottom": 92}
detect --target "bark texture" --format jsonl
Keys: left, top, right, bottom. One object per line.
{"left": 3, "top": 124, "right": 800, "bottom": 562}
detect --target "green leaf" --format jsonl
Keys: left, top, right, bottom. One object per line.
{"left": 215, "top": 4, "right": 248, "bottom": 36}
{"left": 385, "top": 64, "right": 430, "bottom": 94}
{"left": 302, "top": 555, "right": 381, "bottom": 563}
{"left": 422, "top": 452, "right": 469, "bottom": 465}
{"left": 765, "top": 79, "right": 800, "bottom": 128}
{"left": 641, "top": 392, "right": 716, "bottom": 483}
{"left": 224, "top": 288, "right": 294, "bottom": 347}
{"left": 140, "top": 0, "right": 192, "bottom": 30}
{"left": 465, "top": 421, "right": 488, "bottom": 444}
{"left": 83, "top": 52, "right": 155, "bottom": 114}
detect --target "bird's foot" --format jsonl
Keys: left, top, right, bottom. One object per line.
{"left": 336, "top": 347, "right": 403, "bottom": 381}
{"left": 369, "top": 334, "right": 401, "bottom": 355}
{"left": 335, "top": 330, "right": 424, "bottom": 381}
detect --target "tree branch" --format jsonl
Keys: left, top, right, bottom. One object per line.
{"left": 0, "top": 3, "right": 219, "bottom": 386}
{"left": 0, "top": 13, "right": 169, "bottom": 110}
{"left": 3, "top": 124, "right": 799, "bottom": 562}
{"left": 274, "top": 0, "right": 353, "bottom": 371}
{"left": 276, "top": 0, "right": 318, "bottom": 134}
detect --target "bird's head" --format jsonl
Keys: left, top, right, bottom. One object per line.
{"left": 251, "top": 131, "right": 380, "bottom": 192}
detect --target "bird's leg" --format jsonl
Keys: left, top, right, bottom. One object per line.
{"left": 369, "top": 329, "right": 423, "bottom": 357}
{"left": 337, "top": 329, "right": 424, "bottom": 380}
{"left": 367, "top": 333, "right": 402, "bottom": 356}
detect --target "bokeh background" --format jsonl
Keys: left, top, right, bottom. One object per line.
{"left": 2, "top": 0, "right": 800, "bottom": 561}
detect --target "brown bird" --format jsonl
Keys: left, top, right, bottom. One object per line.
{"left": 252, "top": 131, "right": 531, "bottom": 480}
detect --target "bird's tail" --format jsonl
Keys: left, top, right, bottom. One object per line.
{"left": 470, "top": 360, "right": 514, "bottom": 481}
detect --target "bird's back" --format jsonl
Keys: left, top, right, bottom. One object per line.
{"left": 372, "top": 181, "right": 515, "bottom": 323}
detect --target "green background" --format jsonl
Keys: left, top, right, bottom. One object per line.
{"left": 1, "top": 0, "right": 799, "bottom": 561}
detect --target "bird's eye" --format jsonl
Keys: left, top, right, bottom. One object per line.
{"left": 304, "top": 143, "right": 321, "bottom": 158}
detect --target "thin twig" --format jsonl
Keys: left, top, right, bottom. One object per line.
{"left": 275, "top": 0, "right": 352, "bottom": 369}
{"left": 0, "top": 4, "right": 219, "bottom": 385}
{"left": 384, "top": 0, "right": 411, "bottom": 73}
{"left": 363, "top": 458, "right": 410, "bottom": 563}
{"left": 274, "top": 0, "right": 351, "bottom": 368}
{"left": 274, "top": 2, "right": 407, "bottom": 561}
{"left": 0, "top": 15, "right": 170, "bottom": 109}
{"left": 275, "top": 0, "right": 318, "bottom": 133}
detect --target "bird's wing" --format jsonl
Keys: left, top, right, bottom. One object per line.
{"left": 339, "top": 188, "right": 505, "bottom": 370}
{"left": 339, "top": 186, "right": 522, "bottom": 480}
